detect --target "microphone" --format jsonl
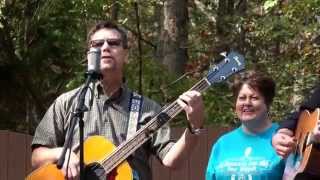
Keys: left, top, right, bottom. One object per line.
{"left": 86, "top": 47, "right": 101, "bottom": 80}
{"left": 86, "top": 47, "right": 101, "bottom": 108}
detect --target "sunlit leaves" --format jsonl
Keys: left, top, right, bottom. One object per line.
{"left": 263, "top": 0, "right": 278, "bottom": 13}
{"left": 0, "top": 0, "right": 4, "bottom": 20}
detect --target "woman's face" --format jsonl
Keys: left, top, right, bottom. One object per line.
{"left": 235, "top": 84, "right": 268, "bottom": 122}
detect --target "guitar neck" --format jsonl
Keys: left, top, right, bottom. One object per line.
{"left": 100, "top": 78, "right": 211, "bottom": 174}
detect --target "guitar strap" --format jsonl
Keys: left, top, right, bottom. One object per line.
{"left": 126, "top": 92, "right": 143, "bottom": 140}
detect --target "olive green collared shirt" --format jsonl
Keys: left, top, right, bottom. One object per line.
{"left": 32, "top": 83, "right": 175, "bottom": 180}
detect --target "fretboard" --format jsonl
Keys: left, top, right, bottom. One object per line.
{"left": 100, "top": 77, "right": 211, "bottom": 174}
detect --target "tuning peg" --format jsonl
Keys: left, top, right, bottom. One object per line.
{"left": 209, "top": 65, "right": 219, "bottom": 73}
{"left": 220, "top": 52, "right": 227, "bottom": 57}
{"left": 232, "top": 67, "right": 238, "bottom": 72}
{"left": 219, "top": 76, "right": 226, "bottom": 81}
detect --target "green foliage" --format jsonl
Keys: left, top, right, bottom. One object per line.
{"left": 125, "top": 53, "right": 196, "bottom": 126}
{"left": 263, "top": 0, "right": 278, "bottom": 12}
{"left": 1, "top": 0, "right": 320, "bottom": 133}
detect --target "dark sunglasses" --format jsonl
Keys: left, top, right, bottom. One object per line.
{"left": 90, "top": 39, "right": 122, "bottom": 48}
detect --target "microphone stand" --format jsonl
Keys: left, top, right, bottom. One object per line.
{"left": 56, "top": 70, "right": 101, "bottom": 180}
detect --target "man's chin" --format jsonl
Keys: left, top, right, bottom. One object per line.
{"left": 101, "top": 65, "right": 115, "bottom": 71}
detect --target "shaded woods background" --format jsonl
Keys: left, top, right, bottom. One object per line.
{"left": 0, "top": 1, "right": 319, "bottom": 134}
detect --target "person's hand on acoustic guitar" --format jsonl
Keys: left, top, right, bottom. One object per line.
{"left": 177, "top": 90, "right": 204, "bottom": 130}
{"left": 61, "top": 148, "right": 80, "bottom": 180}
{"left": 31, "top": 146, "right": 80, "bottom": 180}
{"left": 272, "top": 128, "right": 296, "bottom": 159}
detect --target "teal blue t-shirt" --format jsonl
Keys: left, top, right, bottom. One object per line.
{"left": 206, "top": 123, "right": 285, "bottom": 180}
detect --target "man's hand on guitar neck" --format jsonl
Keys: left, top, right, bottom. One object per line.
{"left": 272, "top": 128, "right": 296, "bottom": 159}
{"left": 177, "top": 90, "right": 204, "bottom": 129}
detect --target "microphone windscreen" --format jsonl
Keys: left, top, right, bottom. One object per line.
{"left": 87, "top": 47, "right": 101, "bottom": 73}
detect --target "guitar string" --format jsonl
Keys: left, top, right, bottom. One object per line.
{"left": 91, "top": 79, "right": 211, "bottom": 177}
{"left": 89, "top": 59, "right": 234, "bottom": 177}
{"left": 89, "top": 78, "right": 217, "bottom": 177}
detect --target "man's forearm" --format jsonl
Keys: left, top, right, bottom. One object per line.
{"left": 31, "top": 147, "right": 63, "bottom": 168}
{"left": 161, "top": 129, "right": 199, "bottom": 168}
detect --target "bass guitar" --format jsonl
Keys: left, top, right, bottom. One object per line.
{"left": 26, "top": 51, "right": 245, "bottom": 180}
{"left": 283, "top": 108, "right": 320, "bottom": 180}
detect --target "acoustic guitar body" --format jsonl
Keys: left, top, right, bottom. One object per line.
{"left": 283, "top": 108, "right": 320, "bottom": 180}
{"left": 26, "top": 135, "right": 133, "bottom": 180}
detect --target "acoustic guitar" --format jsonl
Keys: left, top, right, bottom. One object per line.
{"left": 26, "top": 51, "right": 245, "bottom": 180}
{"left": 283, "top": 108, "right": 320, "bottom": 180}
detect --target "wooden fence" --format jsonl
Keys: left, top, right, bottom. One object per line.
{"left": 0, "top": 130, "right": 33, "bottom": 180}
{"left": 0, "top": 127, "right": 230, "bottom": 180}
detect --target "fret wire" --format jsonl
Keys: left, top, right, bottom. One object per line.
{"left": 111, "top": 135, "right": 144, "bottom": 162}
{"left": 167, "top": 102, "right": 181, "bottom": 117}
{"left": 114, "top": 79, "right": 211, "bottom": 156}
{"left": 87, "top": 57, "right": 242, "bottom": 177}
{"left": 190, "top": 79, "right": 209, "bottom": 93}
{"left": 99, "top": 135, "right": 144, "bottom": 173}
{"left": 105, "top": 115, "right": 164, "bottom": 169}
{"left": 101, "top": 128, "right": 145, "bottom": 166}
{"left": 198, "top": 80, "right": 210, "bottom": 92}
{"left": 200, "top": 81, "right": 210, "bottom": 92}
{"left": 190, "top": 81, "right": 202, "bottom": 91}
{"left": 197, "top": 83, "right": 207, "bottom": 93}
{"left": 102, "top": 130, "right": 149, "bottom": 172}
{"left": 100, "top": 78, "right": 211, "bottom": 175}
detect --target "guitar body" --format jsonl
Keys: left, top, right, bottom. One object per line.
{"left": 283, "top": 108, "right": 320, "bottom": 180}
{"left": 26, "top": 136, "right": 133, "bottom": 180}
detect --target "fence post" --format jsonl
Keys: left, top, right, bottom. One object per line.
{"left": 0, "top": 130, "right": 9, "bottom": 180}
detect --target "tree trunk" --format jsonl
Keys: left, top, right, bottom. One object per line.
{"left": 237, "top": 0, "right": 247, "bottom": 52}
{"left": 110, "top": 0, "right": 119, "bottom": 21}
{"left": 215, "top": 0, "right": 232, "bottom": 53}
{"left": 157, "top": 0, "right": 188, "bottom": 75}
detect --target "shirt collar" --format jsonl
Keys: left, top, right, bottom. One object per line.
{"left": 95, "top": 81, "right": 129, "bottom": 105}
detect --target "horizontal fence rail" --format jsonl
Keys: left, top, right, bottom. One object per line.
{"left": 0, "top": 127, "right": 230, "bottom": 180}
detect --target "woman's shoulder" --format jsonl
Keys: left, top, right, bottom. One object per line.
{"left": 270, "top": 122, "right": 280, "bottom": 132}
{"left": 215, "top": 127, "right": 241, "bottom": 143}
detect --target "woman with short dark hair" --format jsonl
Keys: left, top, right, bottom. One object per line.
{"left": 206, "top": 70, "right": 285, "bottom": 180}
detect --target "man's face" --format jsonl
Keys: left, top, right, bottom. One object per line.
{"left": 90, "top": 28, "right": 128, "bottom": 73}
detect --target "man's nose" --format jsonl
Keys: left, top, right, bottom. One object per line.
{"left": 101, "top": 41, "right": 111, "bottom": 51}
